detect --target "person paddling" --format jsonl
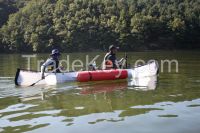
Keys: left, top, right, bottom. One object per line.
{"left": 102, "top": 45, "right": 125, "bottom": 70}
{"left": 41, "top": 49, "right": 61, "bottom": 79}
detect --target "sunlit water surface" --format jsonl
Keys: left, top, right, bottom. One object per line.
{"left": 0, "top": 51, "right": 200, "bottom": 133}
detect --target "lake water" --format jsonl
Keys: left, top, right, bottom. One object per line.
{"left": 0, "top": 51, "right": 200, "bottom": 133}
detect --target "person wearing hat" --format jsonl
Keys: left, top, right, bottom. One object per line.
{"left": 102, "top": 45, "right": 125, "bottom": 70}
{"left": 41, "top": 49, "right": 61, "bottom": 79}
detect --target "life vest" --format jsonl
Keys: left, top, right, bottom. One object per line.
{"left": 42, "top": 58, "right": 60, "bottom": 72}
{"left": 105, "top": 60, "right": 113, "bottom": 69}
{"left": 103, "top": 52, "right": 117, "bottom": 69}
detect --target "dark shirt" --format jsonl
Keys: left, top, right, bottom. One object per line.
{"left": 104, "top": 52, "right": 117, "bottom": 69}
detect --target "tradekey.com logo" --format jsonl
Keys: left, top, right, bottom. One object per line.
{"left": 22, "top": 55, "right": 179, "bottom": 75}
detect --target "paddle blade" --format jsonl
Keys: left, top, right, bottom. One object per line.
{"left": 29, "top": 79, "right": 42, "bottom": 87}
{"left": 30, "top": 83, "right": 36, "bottom": 86}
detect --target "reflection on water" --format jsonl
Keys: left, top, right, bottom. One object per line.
{"left": 128, "top": 76, "right": 157, "bottom": 90}
{"left": 0, "top": 78, "right": 200, "bottom": 133}
{"left": 14, "top": 76, "right": 158, "bottom": 102}
{"left": 0, "top": 51, "right": 200, "bottom": 133}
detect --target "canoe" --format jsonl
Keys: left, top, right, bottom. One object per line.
{"left": 15, "top": 60, "right": 159, "bottom": 86}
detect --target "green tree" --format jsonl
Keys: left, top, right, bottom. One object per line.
{"left": 0, "top": 0, "right": 199, "bottom": 52}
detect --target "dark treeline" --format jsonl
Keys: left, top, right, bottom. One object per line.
{"left": 0, "top": 0, "right": 30, "bottom": 27}
{"left": 0, "top": 0, "right": 199, "bottom": 53}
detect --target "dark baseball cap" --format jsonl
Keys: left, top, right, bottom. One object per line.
{"left": 109, "top": 45, "right": 119, "bottom": 50}
{"left": 50, "top": 49, "right": 61, "bottom": 56}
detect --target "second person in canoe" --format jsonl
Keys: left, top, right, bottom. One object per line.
{"left": 102, "top": 45, "right": 125, "bottom": 70}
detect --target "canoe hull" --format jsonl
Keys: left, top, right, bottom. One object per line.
{"left": 15, "top": 60, "right": 159, "bottom": 86}
{"left": 77, "top": 69, "right": 128, "bottom": 82}
{"left": 15, "top": 69, "right": 77, "bottom": 86}
{"left": 127, "top": 60, "right": 159, "bottom": 78}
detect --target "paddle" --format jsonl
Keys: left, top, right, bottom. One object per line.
{"left": 29, "top": 67, "right": 60, "bottom": 87}
{"left": 125, "top": 52, "right": 128, "bottom": 69}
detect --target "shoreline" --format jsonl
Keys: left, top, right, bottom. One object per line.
{"left": 0, "top": 49, "right": 200, "bottom": 55}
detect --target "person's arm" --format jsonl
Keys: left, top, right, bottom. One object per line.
{"left": 40, "top": 59, "right": 53, "bottom": 79}
{"left": 41, "top": 65, "right": 46, "bottom": 79}
{"left": 117, "top": 58, "right": 125, "bottom": 68}
{"left": 102, "top": 53, "right": 109, "bottom": 70}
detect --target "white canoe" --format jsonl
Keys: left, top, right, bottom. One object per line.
{"left": 15, "top": 60, "right": 159, "bottom": 86}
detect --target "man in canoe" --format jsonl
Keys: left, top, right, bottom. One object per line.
{"left": 41, "top": 49, "right": 61, "bottom": 79}
{"left": 102, "top": 45, "right": 125, "bottom": 70}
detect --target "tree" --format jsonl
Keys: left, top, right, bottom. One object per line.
{"left": 0, "top": 0, "right": 199, "bottom": 52}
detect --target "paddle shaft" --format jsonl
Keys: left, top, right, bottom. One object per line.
{"left": 125, "top": 52, "right": 128, "bottom": 69}
{"left": 29, "top": 67, "right": 60, "bottom": 86}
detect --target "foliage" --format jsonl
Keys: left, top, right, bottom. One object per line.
{"left": 0, "top": 0, "right": 199, "bottom": 52}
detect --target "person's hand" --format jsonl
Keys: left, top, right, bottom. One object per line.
{"left": 118, "top": 58, "right": 124, "bottom": 64}
{"left": 59, "top": 66, "right": 65, "bottom": 71}
{"left": 121, "top": 58, "right": 125, "bottom": 61}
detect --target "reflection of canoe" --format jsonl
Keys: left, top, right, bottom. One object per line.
{"left": 15, "top": 60, "right": 159, "bottom": 86}
{"left": 128, "top": 76, "right": 157, "bottom": 90}
{"left": 80, "top": 81, "right": 127, "bottom": 95}
{"left": 80, "top": 76, "right": 158, "bottom": 95}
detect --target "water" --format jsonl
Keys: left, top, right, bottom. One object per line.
{"left": 0, "top": 51, "right": 200, "bottom": 133}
